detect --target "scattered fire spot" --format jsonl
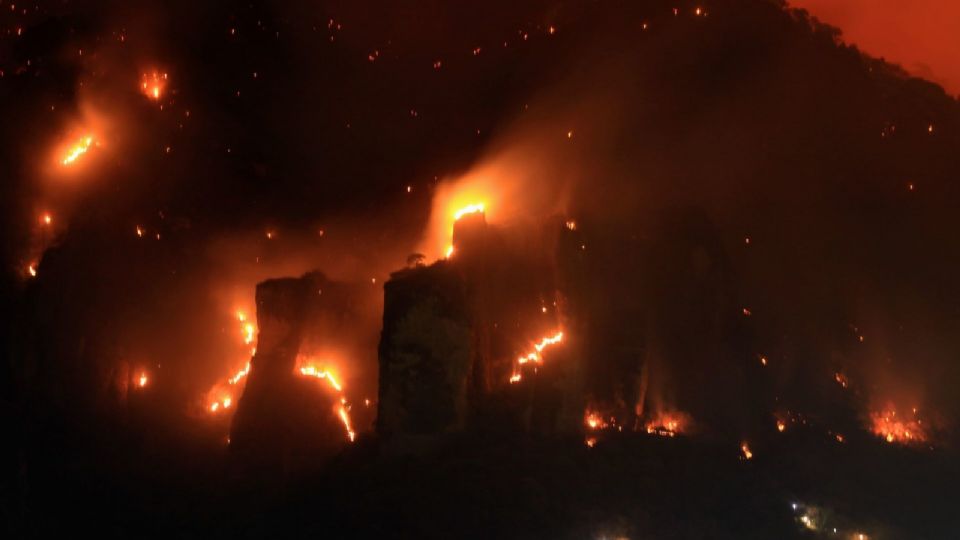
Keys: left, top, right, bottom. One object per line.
{"left": 140, "top": 71, "right": 168, "bottom": 101}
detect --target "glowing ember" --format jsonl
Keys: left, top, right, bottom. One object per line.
{"left": 834, "top": 372, "right": 849, "bottom": 388}
{"left": 137, "top": 373, "right": 148, "bottom": 388}
{"left": 27, "top": 264, "right": 37, "bottom": 277}
{"left": 776, "top": 420, "right": 786, "bottom": 432}
{"left": 870, "top": 406, "right": 928, "bottom": 445}
{"left": 740, "top": 442, "right": 753, "bottom": 460}
{"left": 40, "top": 213, "right": 52, "bottom": 226}
{"left": 61, "top": 136, "right": 94, "bottom": 165}
{"left": 140, "top": 71, "right": 168, "bottom": 101}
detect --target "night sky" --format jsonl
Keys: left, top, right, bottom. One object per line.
{"left": 3, "top": 1, "right": 960, "bottom": 537}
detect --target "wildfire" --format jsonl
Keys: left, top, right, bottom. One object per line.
{"left": 870, "top": 406, "right": 927, "bottom": 445}
{"left": 228, "top": 362, "right": 251, "bottom": 385}
{"left": 453, "top": 203, "right": 485, "bottom": 221}
{"left": 445, "top": 202, "right": 486, "bottom": 259}
{"left": 140, "top": 71, "right": 168, "bottom": 101}
{"left": 509, "top": 331, "right": 564, "bottom": 383}
{"left": 644, "top": 411, "right": 687, "bottom": 437}
{"left": 207, "top": 310, "right": 257, "bottom": 414}
{"left": 338, "top": 406, "right": 356, "bottom": 442}
{"left": 61, "top": 135, "right": 95, "bottom": 165}
{"left": 299, "top": 365, "right": 343, "bottom": 392}
{"left": 236, "top": 311, "right": 257, "bottom": 347}
{"left": 298, "top": 361, "right": 355, "bottom": 442}
{"left": 584, "top": 410, "right": 609, "bottom": 430}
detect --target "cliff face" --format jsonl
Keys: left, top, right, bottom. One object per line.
{"left": 377, "top": 214, "right": 588, "bottom": 446}
{"left": 230, "top": 272, "right": 378, "bottom": 467}
{"left": 377, "top": 263, "right": 472, "bottom": 443}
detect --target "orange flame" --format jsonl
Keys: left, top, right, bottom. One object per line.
{"left": 644, "top": 410, "right": 687, "bottom": 437}
{"left": 453, "top": 203, "right": 485, "bottom": 221}
{"left": 206, "top": 310, "right": 257, "bottom": 414}
{"left": 299, "top": 365, "right": 343, "bottom": 392}
{"left": 61, "top": 135, "right": 94, "bottom": 165}
{"left": 297, "top": 359, "right": 355, "bottom": 443}
{"left": 444, "top": 203, "right": 486, "bottom": 259}
{"left": 584, "top": 410, "right": 608, "bottom": 430}
{"left": 741, "top": 442, "right": 753, "bottom": 460}
{"left": 140, "top": 71, "right": 168, "bottom": 101}
{"left": 870, "top": 406, "right": 928, "bottom": 445}
{"left": 509, "top": 331, "right": 564, "bottom": 383}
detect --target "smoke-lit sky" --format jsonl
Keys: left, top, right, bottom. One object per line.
{"left": 5, "top": 1, "right": 960, "bottom": 536}
{"left": 791, "top": 0, "right": 960, "bottom": 94}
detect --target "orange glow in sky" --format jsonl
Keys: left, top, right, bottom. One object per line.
{"left": 790, "top": 0, "right": 960, "bottom": 94}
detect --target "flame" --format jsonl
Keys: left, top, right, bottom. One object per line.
{"left": 140, "top": 71, "right": 168, "bottom": 101}
{"left": 61, "top": 135, "right": 95, "bottom": 165}
{"left": 517, "top": 331, "right": 564, "bottom": 365}
{"left": 206, "top": 310, "right": 257, "bottom": 414}
{"left": 137, "top": 373, "right": 148, "bottom": 388}
{"left": 236, "top": 311, "right": 257, "bottom": 345}
{"left": 228, "top": 362, "right": 251, "bottom": 385}
{"left": 453, "top": 203, "right": 485, "bottom": 221}
{"left": 740, "top": 442, "right": 753, "bottom": 460}
{"left": 299, "top": 365, "right": 343, "bottom": 392}
{"left": 644, "top": 410, "right": 687, "bottom": 437}
{"left": 869, "top": 406, "right": 928, "bottom": 445}
{"left": 27, "top": 264, "right": 37, "bottom": 277}
{"left": 584, "top": 410, "right": 608, "bottom": 430}
{"left": 338, "top": 406, "right": 356, "bottom": 442}
{"left": 509, "top": 331, "right": 564, "bottom": 383}
{"left": 297, "top": 358, "right": 355, "bottom": 443}
{"left": 40, "top": 213, "right": 52, "bottom": 226}
{"left": 442, "top": 203, "right": 486, "bottom": 259}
